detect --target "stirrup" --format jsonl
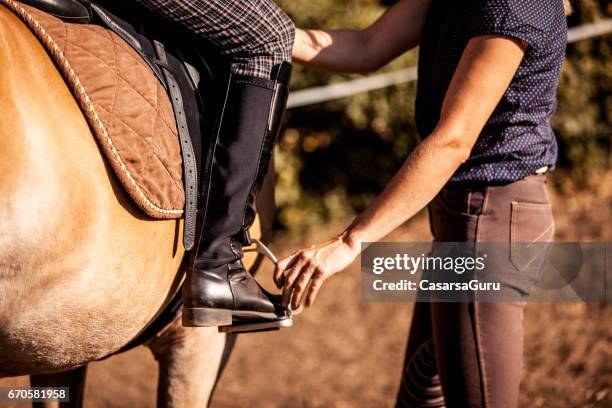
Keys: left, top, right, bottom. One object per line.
{"left": 218, "top": 239, "right": 295, "bottom": 334}
{"left": 242, "top": 238, "right": 304, "bottom": 322}
{"left": 218, "top": 316, "right": 293, "bottom": 334}
{"left": 243, "top": 239, "right": 303, "bottom": 315}
{"left": 243, "top": 238, "right": 278, "bottom": 263}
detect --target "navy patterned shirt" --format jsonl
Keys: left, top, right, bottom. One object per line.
{"left": 415, "top": 0, "right": 568, "bottom": 184}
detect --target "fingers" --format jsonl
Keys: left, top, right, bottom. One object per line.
{"left": 273, "top": 253, "right": 301, "bottom": 289}
{"left": 281, "top": 260, "right": 309, "bottom": 308}
{"left": 305, "top": 271, "right": 324, "bottom": 307}
{"left": 277, "top": 249, "right": 329, "bottom": 309}
{"left": 273, "top": 261, "right": 286, "bottom": 289}
{"left": 289, "top": 266, "right": 317, "bottom": 310}
{"left": 280, "top": 252, "right": 306, "bottom": 306}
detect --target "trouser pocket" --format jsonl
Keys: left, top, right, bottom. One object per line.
{"left": 510, "top": 201, "right": 555, "bottom": 274}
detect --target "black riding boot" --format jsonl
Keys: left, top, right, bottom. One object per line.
{"left": 182, "top": 62, "right": 291, "bottom": 327}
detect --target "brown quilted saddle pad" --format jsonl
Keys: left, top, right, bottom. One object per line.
{"left": 3, "top": 0, "right": 184, "bottom": 219}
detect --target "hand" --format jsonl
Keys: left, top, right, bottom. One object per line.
{"left": 273, "top": 233, "right": 360, "bottom": 309}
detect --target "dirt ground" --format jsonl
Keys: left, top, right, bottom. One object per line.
{"left": 1, "top": 178, "right": 610, "bottom": 407}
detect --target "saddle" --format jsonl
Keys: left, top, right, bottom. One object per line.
{"left": 4, "top": 0, "right": 229, "bottom": 250}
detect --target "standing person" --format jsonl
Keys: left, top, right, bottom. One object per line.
{"left": 124, "top": 0, "right": 296, "bottom": 327}
{"left": 277, "top": 0, "right": 570, "bottom": 406}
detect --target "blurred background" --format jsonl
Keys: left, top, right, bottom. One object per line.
{"left": 274, "top": 0, "right": 610, "bottom": 235}
{"left": 1, "top": 0, "right": 610, "bottom": 407}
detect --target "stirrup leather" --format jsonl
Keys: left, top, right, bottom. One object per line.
{"left": 243, "top": 239, "right": 278, "bottom": 263}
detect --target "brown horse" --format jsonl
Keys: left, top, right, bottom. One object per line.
{"left": 0, "top": 5, "right": 275, "bottom": 406}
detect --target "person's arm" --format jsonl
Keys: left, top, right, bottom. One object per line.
{"left": 293, "top": 0, "right": 431, "bottom": 73}
{"left": 275, "top": 35, "right": 527, "bottom": 309}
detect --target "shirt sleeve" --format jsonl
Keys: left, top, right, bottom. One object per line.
{"left": 466, "top": 0, "right": 561, "bottom": 50}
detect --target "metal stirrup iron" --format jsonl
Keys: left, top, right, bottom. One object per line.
{"left": 243, "top": 239, "right": 303, "bottom": 316}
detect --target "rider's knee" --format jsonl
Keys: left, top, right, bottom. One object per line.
{"left": 269, "top": 7, "right": 295, "bottom": 63}
{"left": 234, "top": 5, "right": 294, "bottom": 78}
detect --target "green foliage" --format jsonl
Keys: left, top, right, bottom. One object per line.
{"left": 274, "top": 0, "right": 611, "bottom": 233}
{"left": 554, "top": 0, "right": 611, "bottom": 183}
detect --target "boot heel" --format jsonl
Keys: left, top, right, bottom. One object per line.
{"left": 182, "top": 307, "right": 233, "bottom": 327}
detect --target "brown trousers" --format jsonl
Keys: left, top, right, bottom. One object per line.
{"left": 396, "top": 175, "right": 554, "bottom": 408}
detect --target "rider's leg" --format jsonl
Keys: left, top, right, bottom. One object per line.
{"left": 131, "top": 0, "right": 295, "bottom": 326}
{"left": 183, "top": 61, "right": 292, "bottom": 327}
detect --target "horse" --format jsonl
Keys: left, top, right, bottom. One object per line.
{"left": 0, "top": 5, "right": 275, "bottom": 406}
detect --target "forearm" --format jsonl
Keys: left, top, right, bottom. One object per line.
{"left": 276, "top": 36, "right": 527, "bottom": 308}
{"left": 292, "top": 0, "right": 431, "bottom": 74}
{"left": 293, "top": 28, "right": 374, "bottom": 73}
{"left": 343, "top": 130, "right": 469, "bottom": 251}
{"left": 342, "top": 36, "right": 527, "bottom": 253}
{"left": 274, "top": 127, "right": 471, "bottom": 307}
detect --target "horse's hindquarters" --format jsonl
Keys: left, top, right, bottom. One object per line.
{"left": 0, "top": 5, "right": 185, "bottom": 375}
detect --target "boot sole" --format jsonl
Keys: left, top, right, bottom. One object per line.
{"left": 182, "top": 307, "right": 282, "bottom": 327}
